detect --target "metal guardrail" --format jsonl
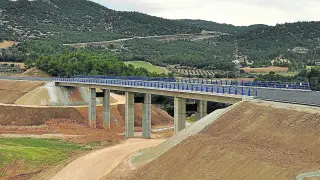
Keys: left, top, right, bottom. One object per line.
{"left": 73, "top": 76, "right": 310, "bottom": 90}
{"left": 175, "top": 79, "right": 310, "bottom": 90}
{"left": 54, "top": 77, "right": 258, "bottom": 97}
{"left": 0, "top": 75, "right": 317, "bottom": 106}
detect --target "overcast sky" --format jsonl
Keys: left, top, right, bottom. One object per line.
{"left": 91, "top": 0, "right": 319, "bottom": 26}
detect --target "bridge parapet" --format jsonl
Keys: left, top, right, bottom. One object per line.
{"left": 53, "top": 77, "right": 257, "bottom": 97}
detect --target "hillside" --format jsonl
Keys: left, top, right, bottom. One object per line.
{"left": 123, "top": 101, "right": 320, "bottom": 180}
{"left": 1, "top": 0, "right": 320, "bottom": 74}
{"left": 227, "top": 21, "right": 320, "bottom": 66}
{"left": 0, "top": 0, "right": 200, "bottom": 43}
{"left": 176, "top": 19, "right": 268, "bottom": 34}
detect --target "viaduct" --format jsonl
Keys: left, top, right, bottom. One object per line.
{"left": 54, "top": 77, "right": 254, "bottom": 139}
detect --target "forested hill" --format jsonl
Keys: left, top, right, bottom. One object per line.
{"left": 231, "top": 21, "right": 320, "bottom": 65}
{"left": 0, "top": 0, "right": 200, "bottom": 43}
{"left": 176, "top": 19, "right": 268, "bottom": 34}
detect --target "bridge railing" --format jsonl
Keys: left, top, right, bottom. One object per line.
{"left": 72, "top": 76, "right": 310, "bottom": 90}
{"left": 53, "top": 77, "right": 257, "bottom": 97}
{"left": 175, "top": 79, "right": 311, "bottom": 90}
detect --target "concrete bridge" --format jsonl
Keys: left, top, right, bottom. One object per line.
{"left": 53, "top": 77, "right": 255, "bottom": 139}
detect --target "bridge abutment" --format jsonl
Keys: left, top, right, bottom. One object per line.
{"left": 89, "top": 88, "right": 97, "bottom": 128}
{"left": 174, "top": 97, "right": 186, "bottom": 134}
{"left": 125, "top": 92, "right": 135, "bottom": 138}
{"left": 142, "top": 93, "right": 152, "bottom": 139}
{"left": 103, "top": 89, "right": 111, "bottom": 129}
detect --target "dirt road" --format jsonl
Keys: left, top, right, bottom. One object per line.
{"left": 50, "top": 138, "right": 165, "bottom": 180}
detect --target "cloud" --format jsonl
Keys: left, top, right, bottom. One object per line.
{"left": 93, "top": 0, "right": 320, "bottom": 25}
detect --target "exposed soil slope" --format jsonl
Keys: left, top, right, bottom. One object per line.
{"left": 0, "top": 80, "right": 44, "bottom": 104}
{"left": 124, "top": 102, "right": 320, "bottom": 180}
{"left": 0, "top": 105, "right": 85, "bottom": 126}
{"left": 0, "top": 41, "right": 18, "bottom": 49}
{"left": 241, "top": 66, "right": 289, "bottom": 73}
{"left": 76, "top": 104, "right": 174, "bottom": 130}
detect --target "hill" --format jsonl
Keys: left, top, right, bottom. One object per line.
{"left": 1, "top": 0, "right": 320, "bottom": 75}
{"left": 176, "top": 19, "right": 268, "bottom": 34}
{"left": 227, "top": 21, "right": 320, "bottom": 66}
{"left": 117, "top": 21, "right": 320, "bottom": 71}
{"left": 0, "top": 0, "right": 200, "bottom": 43}
{"left": 123, "top": 101, "right": 320, "bottom": 180}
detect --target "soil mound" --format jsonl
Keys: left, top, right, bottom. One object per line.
{"left": 0, "top": 80, "right": 117, "bottom": 106}
{"left": 0, "top": 80, "right": 44, "bottom": 104}
{"left": 76, "top": 104, "right": 173, "bottom": 130}
{"left": 124, "top": 101, "right": 320, "bottom": 180}
{"left": 0, "top": 105, "right": 85, "bottom": 126}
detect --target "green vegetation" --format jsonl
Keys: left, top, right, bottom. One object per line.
{"left": 124, "top": 61, "right": 168, "bottom": 74}
{"left": 256, "top": 68, "right": 320, "bottom": 91}
{"left": 0, "top": 0, "right": 200, "bottom": 43}
{"left": 1, "top": 0, "right": 320, "bottom": 82}
{"left": 176, "top": 19, "right": 268, "bottom": 34}
{"left": 119, "top": 39, "right": 236, "bottom": 71}
{"left": 307, "top": 66, "right": 320, "bottom": 71}
{"left": 187, "top": 115, "right": 197, "bottom": 123}
{"left": 0, "top": 138, "right": 90, "bottom": 177}
{"left": 222, "top": 21, "right": 320, "bottom": 66}
{"left": 34, "top": 51, "right": 170, "bottom": 77}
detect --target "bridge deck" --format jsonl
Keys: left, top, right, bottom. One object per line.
{"left": 57, "top": 81, "right": 246, "bottom": 104}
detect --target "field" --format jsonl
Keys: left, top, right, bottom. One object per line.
{"left": 0, "top": 138, "right": 91, "bottom": 179}
{"left": 242, "top": 67, "right": 289, "bottom": 73}
{"left": 124, "top": 101, "right": 320, "bottom": 180}
{"left": 0, "top": 62, "right": 25, "bottom": 68}
{"left": 168, "top": 65, "right": 215, "bottom": 78}
{"left": 124, "top": 61, "right": 168, "bottom": 74}
{"left": 307, "top": 66, "right": 320, "bottom": 71}
{"left": 0, "top": 41, "right": 19, "bottom": 49}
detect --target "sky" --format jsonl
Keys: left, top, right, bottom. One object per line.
{"left": 91, "top": 0, "right": 320, "bottom": 26}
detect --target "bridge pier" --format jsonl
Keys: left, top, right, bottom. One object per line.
{"left": 174, "top": 97, "right": 186, "bottom": 134}
{"left": 142, "top": 94, "right": 152, "bottom": 139}
{"left": 196, "top": 100, "right": 207, "bottom": 120}
{"left": 125, "top": 92, "right": 135, "bottom": 138}
{"left": 89, "top": 88, "right": 96, "bottom": 128}
{"left": 103, "top": 89, "right": 111, "bottom": 129}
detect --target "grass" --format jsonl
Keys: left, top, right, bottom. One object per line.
{"left": 307, "top": 66, "right": 320, "bottom": 71}
{"left": 0, "top": 138, "right": 91, "bottom": 178}
{"left": 124, "top": 61, "right": 168, "bottom": 74}
{"left": 187, "top": 114, "right": 197, "bottom": 123}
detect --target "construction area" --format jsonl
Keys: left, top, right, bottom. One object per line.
{"left": 0, "top": 78, "right": 319, "bottom": 180}
{"left": 0, "top": 79, "right": 174, "bottom": 144}
{"left": 112, "top": 101, "right": 320, "bottom": 180}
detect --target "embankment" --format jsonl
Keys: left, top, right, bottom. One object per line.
{"left": 0, "top": 80, "right": 44, "bottom": 104}
{"left": 123, "top": 101, "right": 320, "bottom": 180}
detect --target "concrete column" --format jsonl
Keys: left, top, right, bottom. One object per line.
{"left": 174, "top": 97, "right": 186, "bottom": 134}
{"left": 88, "top": 88, "right": 96, "bottom": 128}
{"left": 125, "top": 92, "right": 135, "bottom": 138}
{"left": 103, "top": 89, "right": 111, "bottom": 129}
{"left": 196, "top": 100, "right": 207, "bottom": 120}
{"left": 142, "top": 94, "right": 152, "bottom": 139}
